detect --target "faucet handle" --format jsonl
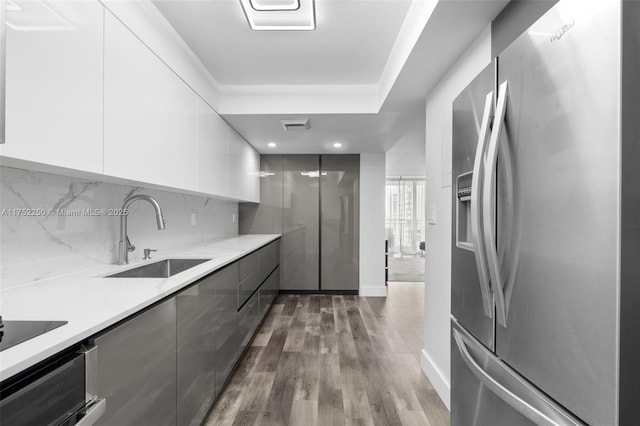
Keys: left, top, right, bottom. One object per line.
{"left": 143, "top": 248, "right": 157, "bottom": 260}
{"left": 125, "top": 235, "right": 135, "bottom": 253}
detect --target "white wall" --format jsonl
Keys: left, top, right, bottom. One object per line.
{"left": 386, "top": 109, "right": 426, "bottom": 177}
{"left": 421, "top": 26, "right": 492, "bottom": 409}
{"left": 1, "top": 166, "right": 238, "bottom": 289}
{"left": 359, "top": 153, "right": 387, "bottom": 297}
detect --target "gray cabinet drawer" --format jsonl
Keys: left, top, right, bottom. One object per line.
{"left": 214, "top": 263, "right": 240, "bottom": 394}
{"left": 238, "top": 291, "right": 260, "bottom": 352}
{"left": 239, "top": 250, "right": 259, "bottom": 282}
{"left": 258, "top": 240, "right": 279, "bottom": 280}
{"left": 259, "top": 267, "right": 280, "bottom": 315}
{"left": 95, "top": 299, "right": 177, "bottom": 426}
{"left": 238, "top": 240, "right": 280, "bottom": 309}
{"left": 238, "top": 252, "right": 260, "bottom": 309}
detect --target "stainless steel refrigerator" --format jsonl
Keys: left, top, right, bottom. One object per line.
{"left": 451, "top": 0, "right": 640, "bottom": 425}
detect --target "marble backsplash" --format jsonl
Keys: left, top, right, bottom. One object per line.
{"left": 0, "top": 166, "right": 238, "bottom": 289}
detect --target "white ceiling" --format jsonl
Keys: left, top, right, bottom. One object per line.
{"left": 153, "top": 0, "right": 412, "bottom": 85}
{"left": 223, "top": 110, "right": 423, "bottom": 153}
{"left": 153, "top": 0, "right": 510, "bottom": 154}
{"left": 380, "top": 0, "right": 510, "bottom": 113}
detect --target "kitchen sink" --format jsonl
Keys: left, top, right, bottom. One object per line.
{"left": 105, "top": 259, "right": 211, "bottom": 278}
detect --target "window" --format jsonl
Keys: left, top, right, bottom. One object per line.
{"left": 385, "top": 177, "right": 425, "bottom": 256}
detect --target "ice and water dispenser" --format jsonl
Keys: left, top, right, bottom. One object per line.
{"left": 456, "top": 171, "right": 474, "bottom": 251}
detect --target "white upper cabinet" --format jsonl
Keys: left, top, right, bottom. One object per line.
{"left": 196, "top": 98, "right": 229, "bottom": 197}
{"left": 1, "top": 0, "right": 104, "bottom": 173}
{"left": 241, "top": 139, "right": 260, "bottom": 203}
{"left": 197, "top": 98, "right": 259, "bottom": 202}
{"left": 2, "top": 1, "right": 259, "bottom": 202}
{"left": 228, "top": 127, "right": 260, "bottom": 203}
{"left": 103, "top": 11, "right": 197, "bottom": 191}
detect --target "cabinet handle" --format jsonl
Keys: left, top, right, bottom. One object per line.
{"left": 0, "top": 0, "right": 5, "bottom": 144}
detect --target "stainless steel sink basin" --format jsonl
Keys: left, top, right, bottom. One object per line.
{"left": 105, "top": 259, "right": 211, "bottom": 278}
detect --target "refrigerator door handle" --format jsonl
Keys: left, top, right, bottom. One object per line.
{"left": 483, "top": 81, "right": 509, "bottom": 327}
{"left": 470, "top": 91, "right": 494, "bottom": 318}
{"left": 452, "top": 324, "right": 586, "bottom": 426}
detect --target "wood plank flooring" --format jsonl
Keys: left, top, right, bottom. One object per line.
{"left": 205, "top": 282, "right": 449, "bottom": 426}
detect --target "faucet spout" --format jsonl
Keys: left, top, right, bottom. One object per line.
{"left": 117, "top": 194, "right": 166, "bottom": 265}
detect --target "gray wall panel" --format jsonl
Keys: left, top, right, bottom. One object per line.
{"left": 619, "top": 1, "right": 640, "bottom": 423}
{"left": 320, "top": 155, "right": 359, "bottom": 291}
{"left": 239, "top": 154, "right": 359, "bottom": 292}
{"left": 282, "top": 155, "right": 320, "bottom": 291}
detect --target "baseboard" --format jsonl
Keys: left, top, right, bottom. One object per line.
{"left": 358, "top": 285, "right": 388, "bottom": 297}
{"left": 420, "top": 349, "right": 451, "bottom": 410}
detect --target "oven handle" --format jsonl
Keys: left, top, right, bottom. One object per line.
{"left": 75, "top": 398, "right": 106, "bottom": 426}
{"left": 78, "top": 344, "right": 98, "bottom": 401}
{"left": 75, "top": 344, "right": 106, "bottom": 425}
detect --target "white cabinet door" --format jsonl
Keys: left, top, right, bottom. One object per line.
{"left": 226, "top": 127, "right": 242, "bottom": 200}
{"left": 1, "top": 0, "right": 104, "bottom": 173}
{"left": 103, "top": 11, "right": 197, "bottom": 191}
{"left": 196, "top": 98, "right": 229, "bottom": 197}
{"left": 227, "top": 128, "right": 260, "bottom": 202}
{"left": 243, "top": 142, "right": 260, "bottom": 203}
{"left": 197, "top": 99, "right": 259, "bottom": 201}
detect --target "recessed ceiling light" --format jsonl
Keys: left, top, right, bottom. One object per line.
{"left": 333, "top": 142, "right": 342, "bottom": 148}
{"left": 268, "top": 142, "right": 277, "bottom": 148}
{"left": 239, "top": 0, "right": 315, "bottom": 31}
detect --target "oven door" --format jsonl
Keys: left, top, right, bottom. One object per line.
{"left": 0, "top": 347, "right": 105, "bottom": 426}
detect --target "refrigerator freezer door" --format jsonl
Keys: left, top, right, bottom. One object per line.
{"left": 495, "top": 1, "right": 620, "bottom": 425}
{"left": 451, "top": 320, "right": 585, "bottom": 426}
{"left": 451, "top": 64, "right": 495, "bottom": 350}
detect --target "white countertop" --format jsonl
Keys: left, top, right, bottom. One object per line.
{"left": 0, "top": 234, "right": 280, "bottom": 382}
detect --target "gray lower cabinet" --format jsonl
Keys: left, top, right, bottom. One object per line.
{"left": 176, "top": 276, "right": 217, "bottom": 426}
{"left": 94, "top": 298, "right": 177, "bottom": 426}
{"left": 94, "top": 239, "right": 280, "bottom": 426}
{"left": 238, "top": 240, "right": 279, "bottom": 309}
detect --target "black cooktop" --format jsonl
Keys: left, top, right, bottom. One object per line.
{"left": 0, "top": 320, "right": 68, "bottom": 352}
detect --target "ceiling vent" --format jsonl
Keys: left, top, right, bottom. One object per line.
{"left": 281, "top": 119, "right": 310, "bottom": 131}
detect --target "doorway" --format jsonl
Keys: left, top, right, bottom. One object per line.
{"left": 385, "top": 177, "right": 426, "bottom": 282}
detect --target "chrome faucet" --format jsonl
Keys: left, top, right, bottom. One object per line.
{"left": 117, "top": 194, "right": 166, "bottom": 265}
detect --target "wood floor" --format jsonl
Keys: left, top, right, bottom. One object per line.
{"left": 205, "top": 282, "right": 450, "bottom": 426}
